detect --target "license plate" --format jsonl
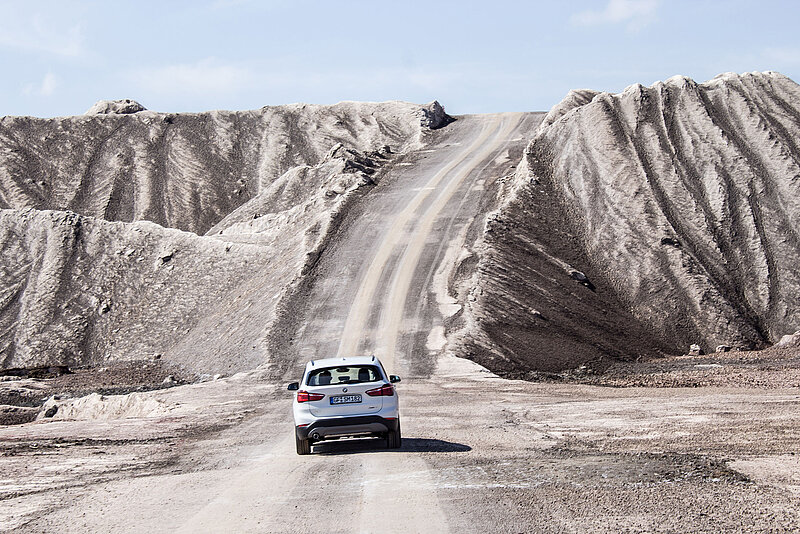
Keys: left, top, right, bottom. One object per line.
{"left": 330, "top": 394, "right": 362, "bottom": 405}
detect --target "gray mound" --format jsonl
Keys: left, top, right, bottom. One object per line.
{"left": 456, "top": 71, "right": 800, "bottom": 375}
{"left": 0, "top": 101, "right": 436, "bottom": 235}
{"left": 0, "top": 101, "right": 447, "bottom": 373}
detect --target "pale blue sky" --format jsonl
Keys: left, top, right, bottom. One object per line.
{"left": 2, "top": 0, "right": 798, "bottom": 117}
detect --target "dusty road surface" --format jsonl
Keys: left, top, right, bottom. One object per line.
{"left": 3, "top": 112, "right": 800, "bottom": 533}
{"left": 5, "top": 359, "right": 800, "bottom": 533}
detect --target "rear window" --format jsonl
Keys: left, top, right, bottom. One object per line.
{"left": 306, "top": 365, "right": 382, "bottom": 386}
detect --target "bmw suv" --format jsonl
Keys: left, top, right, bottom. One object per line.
{"left": 288, "top": 356, "right": 401, "bottom": 455}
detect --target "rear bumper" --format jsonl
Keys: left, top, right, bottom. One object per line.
{"left": 296, "top": 415, "right": 399, "bottom": 441}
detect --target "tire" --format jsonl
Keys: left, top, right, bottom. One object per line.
{"left": 387, "top": 422, "right": 402, "bottom": 449}
{"left": 296, "top": 435, "right": 311, "bottom": 455}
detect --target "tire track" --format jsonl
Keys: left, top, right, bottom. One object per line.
{"left": 378, "top": 114, "right": 523, "bottom": 373}
{"left": 335, "top": 114, "right": 516, "bottom": 373}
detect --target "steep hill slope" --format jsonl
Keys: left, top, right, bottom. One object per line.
{"left": 0, "top": 101, "right": 447, "bottom": 373}
{"left": 456, "top": 71, "right": 800, "bottom": 375}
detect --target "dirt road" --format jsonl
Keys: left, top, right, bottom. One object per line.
{"left": 5, "top": 112, "right": 800, "bottom": 533}
{"left": 9, "top": 360, "right": 800, "bottom": 533}
{"left": 5, "top": 112, "right": 539, "bottom": 532}
{"left": 279, "top": 112, "right": 541, "bottom": 379}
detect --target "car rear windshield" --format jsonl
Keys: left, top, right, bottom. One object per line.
{"left": 306, "top": 365, "right": 382, "bottom": 386}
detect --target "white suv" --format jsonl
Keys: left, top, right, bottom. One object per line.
{"left": 288, "top": 356, "right": 401, "bottom": 455}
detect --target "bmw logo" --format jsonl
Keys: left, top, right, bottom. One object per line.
{"left": 342, "top": 388, "right": 348, "bottom": 392}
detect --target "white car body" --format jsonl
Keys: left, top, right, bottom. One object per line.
{"left": 289, "top": 356, "right": 401, "bottom": 454}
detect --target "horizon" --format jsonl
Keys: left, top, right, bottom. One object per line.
{"left": 1, "top": 0, "right": 799, "bottom": 118}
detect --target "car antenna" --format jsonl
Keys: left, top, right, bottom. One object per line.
{"left": 310, "top": 360, "right": 314, "bottom": 367}
{"left": 371, "top": 354, "right": 375, "bottom": 361}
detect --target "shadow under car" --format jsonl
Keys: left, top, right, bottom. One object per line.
{"left": 311, "top": 437, "right": 471, "bottom": 455}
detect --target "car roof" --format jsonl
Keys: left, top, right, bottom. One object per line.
{"left": 304, "top": 356, "right": 381, "bottom": 370}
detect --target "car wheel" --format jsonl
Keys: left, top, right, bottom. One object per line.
{"left": 387, "top": 422, "right": 401, "bottom": 449}
{"left": 296, "top": 435, "right": 311, "bottom": 455}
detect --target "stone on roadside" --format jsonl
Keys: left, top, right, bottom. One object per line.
{"left": 689, "top": 344, "right": 703, "bottom": 355}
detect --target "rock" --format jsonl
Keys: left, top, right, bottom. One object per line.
{"left": 570, "top": 270, "right": 589, "bottom": 283}
{"left": 85, "top": 99, "right": 146, "bottom": 115}
{"left": 158, "top": 249, "right": 177, "bottom": 264}
{"left": 689, "top": 344, "right": 703, "bottom": 356}
{"left": 569, "top": 270, "right": 595, "bottom": 291}
{"left": 419, "top": 101, "right": 453, "bottom": 129}
{"left": 162, "top": 375, "right": 176, "bottom": 385}
{"left": 776, "top": 331, "right": 800, "bottom": 347}
{"left": 660, "top": 237, "right": 681, "bottom": 247}
{"left": 43, "top": 405, "right": 58, "bottom": 418}
{"left": 715, "top": 344, "right": 731, "bottom": 353}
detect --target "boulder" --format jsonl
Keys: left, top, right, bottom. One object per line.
{"left": 85, "top": 99, "right": 146, "bottom": 115}
{"left": 419, "top": 101, "right": 452, "bottom": 129}
{"left": 689, "top": 344, "right": 703, "bottom": 356}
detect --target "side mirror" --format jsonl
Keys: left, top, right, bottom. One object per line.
{"left": 287, "top": 382, "right": 299, "bottom": 391}
{"left": 389, "top": 375, "right": 401, "bottom": 383}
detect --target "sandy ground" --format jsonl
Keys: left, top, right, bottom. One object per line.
{"left": 3, "top": 109, "right": 800, "bottom": 532}
{"left": 3, "top": 357, "right": 800, "bottom": 532}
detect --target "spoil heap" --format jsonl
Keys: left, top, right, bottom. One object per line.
{"left": 456, "top": 72, "right": 800, "bottom": 375}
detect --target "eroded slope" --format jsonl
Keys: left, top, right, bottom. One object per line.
{"left": 0, "top": 101, "right": 446, "bottom": 373}
{"left": 456, "top": 71, "right": 800, "bottom": 374}
{"left": 0, "top": 101, "right": 443, "bottom": 235}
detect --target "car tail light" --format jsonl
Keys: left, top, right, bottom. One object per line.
{"left": 366, "top": 384, "right": 394, "bottom": 397}
{"left": 297, "top": 390, "right": 325, "bottom": 402}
